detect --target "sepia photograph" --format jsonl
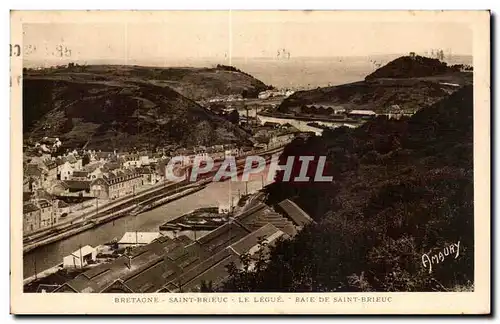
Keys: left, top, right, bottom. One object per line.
{"left": 10, "top": 10, "right": 490, "bottom": 314}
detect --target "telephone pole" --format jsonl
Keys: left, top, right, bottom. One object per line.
{"left": 33, "top": 257, "right": 37, "bottom": 280}
{"left": 79, "top": 245, "right": 83, "bottom": 269}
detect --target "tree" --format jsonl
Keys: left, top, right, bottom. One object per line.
{"left": 220, "top": 87, "right": 474, "bottom": 293}
{"left": 82, "top": 154, "right": 90, "bottom": 166}
{"left": 226, "top": 110, "right": 240, "bottom": 125}
{"left": 222, "top": 238, "right": 270, "bottom": 292}
{"left": 200, "top": 280, "right": 215, "bottom": 292}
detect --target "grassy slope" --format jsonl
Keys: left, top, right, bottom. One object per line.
{"left": 25, "top": 64, "right": 269, "bottom": 101}
{"left": 278, "top": 56, "right": 472, "bottom": 114}
{"left": 23, "top": 77, "right": 251, "bottom": 151}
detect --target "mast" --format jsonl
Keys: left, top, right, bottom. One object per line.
{"left": 228, "top": 176, "right": 232, "bottom": 211}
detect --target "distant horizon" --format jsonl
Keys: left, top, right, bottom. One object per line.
{"left": 23, "top": 52, "right": 474, "bottom": 89}
{"left": 23, "top": 52, "right": 473, "bottom": 69}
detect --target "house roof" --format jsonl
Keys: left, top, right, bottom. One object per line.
{"left": 136, "top": 167, "right": 154, "bottom": 174}
{"left": 35, "top": 189, "right": 53, "bottom": 201}
{"left": 52, "top": 180, "right": 69, "bottom": 190}
{"left": 83, "top": 163, "right": 100, "bottom": 173}
{"left": 23, "top": 203, "right": 40, "bottom": 214}
{"left": 101, "top": 169, "right": 141, "bottom": 185}
{"left": 72, "top": 171, "right": 89, "bottom": 178}
{"left": 102, "top": 162, "right": 120, "bottom": 171}
{"left": 57, "top": 200, "right": 70, "bottom": 208}
{"left": 235, "top": 203, "right": 298, "bottom": 237}
{"left": 90, "top": 177, "right": 108, "bottom": 187}
{"left": 195, "top": 222, "right": 251, "bottom": 255}
{"left": 100, "top": 279, "right": 134, "bottom": 293}
{"left": 25, "top": 164, "right": 42, "bottom": 177}
{"left": 58, "top": 236, "right": 189, "bottom": 293}
{"left": 38, "top": 199, "right": 52, "bottom": 208}
{"left": 348, "top": 110, "right": 377, "bottom": 115}
{"left": 23, "top": 192, "right": 33, "bottom": 202}
{"left": 96, "top": 151, "right": 113, "bottom": 159}
{"left": 36, "top": 284, "right": 61, "bottom": 293}
{"left": 69, "top": 245, "right": 96, "bottom": 258}
{"left": 123, "top": 154, "right": 140, "bottom": 161}
{"left": 55, "top": 157, "right": 66, "bottom": 166}
{"left": 176, "top": 254, "right": 237, "bottom": 292}
{"left": 278, "top": 199, "right": 314, "bottom": 227}
{"left": 229, "top": 223, "right": 283, "bottom": 255}
{"left": 66, "top": 155, "right": 78, "bottom": 164}
{"left": 44, "top": 159, "right": 58, "bottom": 169}
{"left": 118, "top": 232, "right": 163, "bottom": 245}
{"left": 170, "top": 247, "right": 238, "bottom": 292}
{"left": 63, "top": 180, "right": 91, "bottom": 190}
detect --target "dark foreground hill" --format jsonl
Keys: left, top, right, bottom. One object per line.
{"left": 23, "top": 77, "right": 251, "bottom": 151}
{"left": 278, "top": 55, "right": 472, "bottom": 114}
{"left": 222, "top": 85, "right": 474, "bottom": 292}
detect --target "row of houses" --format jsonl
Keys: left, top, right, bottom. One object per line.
{"left": 24, "top": 152, "right": 84, "bottom": 189}
{"left": 22, "top": 138, "right": 287, "bottom": 234}
{"left": 23, "top": 197, "right": 71, "bottom": 233}
{"left": 52, "top": 199, "right": 313, "bottom": 293}
{"left": 258, "top": 89, "right": 295, "bottom": 99}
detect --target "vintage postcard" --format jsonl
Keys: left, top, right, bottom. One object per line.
{"left": 10, "top": 10, "right": 490, "bottom": 314}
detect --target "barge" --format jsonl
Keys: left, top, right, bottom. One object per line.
{"left": 159, "top": 207, "right": 231, "bottom": 231}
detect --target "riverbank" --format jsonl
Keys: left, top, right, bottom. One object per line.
{"left": 24, "top": 163, "right": 276, "bottom": 278}
{"left": 23, "top": 185, "right": 206, "bottom": 254}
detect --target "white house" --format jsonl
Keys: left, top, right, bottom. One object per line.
{"left": 139, "top": 156, "right": 149, "bottom": 166}
{"left": 59, "top": 162, "right": 74, "bottom": 181}
{"left": 66, "top": 154, "right": 83, "bottom": 171}
{"left": 224, "top": 148, "right": 241, "bottom": 157}
{"left": 218, "top": 203, "right": 231, "bottom": 214}
{"left": 62, "top": 245, "right": 97, "bottom": 268}
{"left": 348, "top": 110, "right": 377, "bottom": 119}
{"left": 86, "top": 167, "right": 103, "bottom": 180}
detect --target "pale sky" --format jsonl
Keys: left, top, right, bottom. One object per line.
{"left": 22, "top": 11, "right": 473, "bottom": 65}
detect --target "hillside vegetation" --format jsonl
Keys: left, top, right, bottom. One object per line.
{"left": 23, "top": 78, "right": 251, "bottom": 151}
{"left": 223, "top": 85, "right": 474, "bottom": 292}
{"left": 25, "top": 64, "right": 269, "bottom": 101}
{"left": 365, "top": 55, "right": 451, "bottom": 80}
